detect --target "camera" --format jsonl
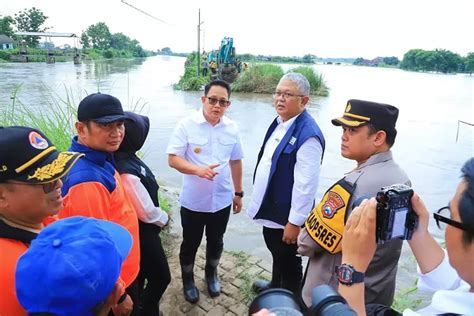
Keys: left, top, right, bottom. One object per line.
{"left": 375, "top": 184, "right": 418, "bottom": 244}
{"left": 248, "top": 285, "right": 356, "bottom": 315}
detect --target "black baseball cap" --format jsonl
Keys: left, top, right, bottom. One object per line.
{"left": 331, "top": 99, "right": 399, "bottom": 133}
{"left": 0, "top": 127, "right": 83, "bottom": 184}
{"left": 77, "top": 93, "right": 130, "bottom": 124}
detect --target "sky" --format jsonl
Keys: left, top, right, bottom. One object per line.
{"left": 1, "top": 0, "right": 473, "bottom": 59}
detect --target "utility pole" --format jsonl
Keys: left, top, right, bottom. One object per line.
{"left": 197, "top": 9, "right": 204, "bottom": 76}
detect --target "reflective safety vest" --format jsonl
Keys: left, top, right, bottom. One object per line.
{"left": 304, "top": 178, "right": 355, "bottom": 254}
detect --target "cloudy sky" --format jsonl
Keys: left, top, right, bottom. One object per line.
{"left": 2, "top": 0, "right": 472, "bottom": 58}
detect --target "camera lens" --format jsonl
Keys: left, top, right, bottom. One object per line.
{"left": 248, "top": 288, "right": 302, "bottom": 315}
{"left": 310, "top": 285, "right": 357, "bottom": 316}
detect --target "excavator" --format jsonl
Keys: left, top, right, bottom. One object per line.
{"left": 207, "top": 37, "right": 241, "bottom": 83}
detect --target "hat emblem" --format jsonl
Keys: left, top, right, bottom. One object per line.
{"left": 29, "top": 131, "right": 49, "bottom": 150}
{"left": 27, "top": 152, "right": 76, "bottom": 181}
{"left": 345, "top": 103, "right": 352, "bottom": 113}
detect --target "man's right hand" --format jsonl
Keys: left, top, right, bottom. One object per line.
{"left": 196, "top": 164, "right": 220, "bottom": 181}
{"left": 112, "top": 294, "right": 133, "bottom": 316}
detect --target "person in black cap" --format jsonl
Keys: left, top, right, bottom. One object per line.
{"left": 115, "top": 112, "right": 171, "bottom": 316}
{"left": 57, "top": 93, "right": 141, "bottom": 316}
{"left": 298, "top": 99, "right": 411, "bottom": 308}
{"left": 0, "top": 126, "right": 83, "bottom": 316}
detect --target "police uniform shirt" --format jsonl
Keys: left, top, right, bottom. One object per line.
{"left": 298, "top": 151, "right": 410, "bottom": 307}
{"left": 166, "top": 109, "right": 244, "bottom": 212}
{"left": 247, "top": 114, "right": 323, "bottom": 228}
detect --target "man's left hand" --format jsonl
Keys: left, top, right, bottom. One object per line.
{"left": 233, "top": 196, "right": 242, "bottom": 214}
{"left": 341, "top": 198, "right": 377, "bottom": 272}
{"left": 282, "top": 222, "right": 300, "bottom": 244}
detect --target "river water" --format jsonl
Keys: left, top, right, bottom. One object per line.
{"left": 1, "top": 56, "right": 473, "bottom": 289}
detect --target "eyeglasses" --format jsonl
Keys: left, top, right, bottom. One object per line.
{"left": 207, "top": 97, "right": 230, "bottom": 107}
{"left": 6, "top": 179, "right": 61, "bottom": 194}
{"left": 273, "top": 91, "right": 305, "bottom": 99}
{"left": 433, "top": 206, "right": 474, "bottom": 233}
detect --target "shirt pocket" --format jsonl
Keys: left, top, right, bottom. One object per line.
{"left": 218, "top": 135, "right": 237, "bottom": 161}
{"left": 188, "top": 137, "right": 209, "bottom": 156}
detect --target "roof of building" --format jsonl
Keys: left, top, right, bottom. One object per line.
{"left": 14, "top": 32, "right": 76, "bottom": 38}
{"left": 0, "top": 34, "right": 14, "bottom": 44}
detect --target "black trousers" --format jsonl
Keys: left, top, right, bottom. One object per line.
{"left": 137, "top": 221, "right": 171, "bottom": 315}
{"left": 179, "top": 205, "right": 231, "bottom": 266}
{"left": 263, "top": 226, "right": 303, "bottom": 296}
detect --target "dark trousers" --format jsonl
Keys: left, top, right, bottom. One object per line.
{"left": 138, "top": 222, "right": 171, "bottom": 316}
{"left": 263, "top": 226, "right": 303, "bottom": 296}
{"left": 179, "top": 205, "right": 231, "bottom": 265}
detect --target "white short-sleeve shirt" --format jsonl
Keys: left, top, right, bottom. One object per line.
{"left": 166, "top": 109, "right": 244, "bottom": 213}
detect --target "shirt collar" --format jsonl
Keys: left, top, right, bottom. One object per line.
{"left": 70, "top": 136, "right": 115, "bottom": 166}
{"left": 358, "top": 151, "right": 393, "bottom": 169}
{"left": 277, "top": 113, "right": 300, "bottom": 131}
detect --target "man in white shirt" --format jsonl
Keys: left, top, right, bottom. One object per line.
{"left": 340, "top": 157, "right": 474, "bottom": 315}
{"left": 247, "top": 73, "right": 325, "bottom": 296}
{"left": 167, "top": 80, "right": 244, "bottom": 303}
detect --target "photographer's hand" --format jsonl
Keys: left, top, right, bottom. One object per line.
{"left": 341, "top": 198, "right": 377, "bottom": 272}
{"left": 339, "top": 198, "right": 377, "bottom": 316}
{"left": 408, "top": 193, "right": 444, "bottom": 274}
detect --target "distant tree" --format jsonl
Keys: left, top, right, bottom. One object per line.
{"left": 80, "top": 31, "right": 90, "bottom": 49}
{"left": 161, "top": 47, "right": 172, "bottom": 55}
{"left": 111, "top": 32, "right": 132, "bottom": 50}
{"left": 353, "top": 57, "right": 367, "bottom": 65}
{"left": 14, "top": 7, "right": 49, "bottom": 47}
{"left": 465, "top": 52, "right": 474, "bottom": 75}
{"left": 83, "top": 22, "right": 111, "bottom": 50}
{"left": 0, "top": 15, "right": 15, "bottom": 39}
{"left": 382, "top": 56, "right": 399, "bottom": 66}
{"left": 302, "top": 54, "right": 315, "bottom": 64}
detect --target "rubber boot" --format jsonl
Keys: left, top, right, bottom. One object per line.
{"left": 181, "top": 264, "right": 199, "bottom": 303}
{"left": 205, "top": 258, "right": 221, "bottom": 297}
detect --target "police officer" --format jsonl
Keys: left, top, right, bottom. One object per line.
{"left": 298, "top": 100, "right": 410, "bottom": 307}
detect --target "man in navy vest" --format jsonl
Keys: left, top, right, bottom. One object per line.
{"left": 247, "top": 73, "right": 326, "bottom": 296}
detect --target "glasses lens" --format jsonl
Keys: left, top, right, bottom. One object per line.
{"left": 42, "top": 180, "right": 58, "bottom": 193}
{"left": 218, "top": 100, "right": 229, "bottom": 107}
{"left": 436, "top": 207, "right": 450, "bottom": 230}
{"left": 207, "top": 97, "right": 218, "bottom": 105}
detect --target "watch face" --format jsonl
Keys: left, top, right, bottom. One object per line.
{"left": 337, "top": 266, "right": 353, "bottom": 283}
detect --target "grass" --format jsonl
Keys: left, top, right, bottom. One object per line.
{"left": 289, "top": 66, "right": 329, "bottom": 96}
{"left": 228, "top": 250, "right": 270, "bottom": 304}
{"left": 392, "top": 285, "right": 424, "bottom": 312}
{"left": 232, "top": 64, "right": 284, "bottom": 93}
{"left": 174, "top": 52, "right": 210, "bottom": 91}
{"left": 232, "top": 64, "right": 330, "bottom": 96}
{"left": 0, "top": 84, "right": 78, "bottom": 151}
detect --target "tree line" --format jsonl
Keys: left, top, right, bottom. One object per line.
{"left": 0, "top": 8, "right": 152, "bottom": 59}
{"left": 400, "top": 49, "right": 474, "bottom": 74}
{"left": 80, "top": 22, "right": 149, "bottom": 58}
{"left": 353, "top": 49, "right": 474, "bottom": 74}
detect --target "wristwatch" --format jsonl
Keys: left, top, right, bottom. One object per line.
{"left": 235, "top": 191, "right": 244, "bottom": 197}
{"left": 335, "top": 264, "right": 364, "bottom": 286}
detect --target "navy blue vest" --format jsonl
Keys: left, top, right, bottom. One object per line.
{"left": 253, "top": 110, "right": 325, "bottom": 226}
